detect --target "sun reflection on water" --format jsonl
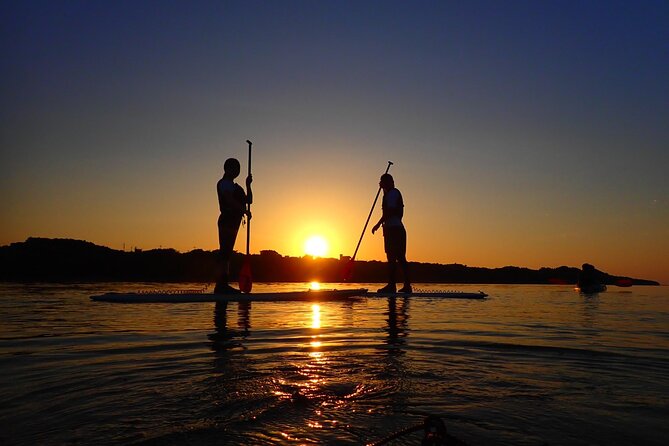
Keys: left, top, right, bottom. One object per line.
{"left": 309, "top": 305, "right": 324, "bottom": 360}
{"left": 311, "top": 304, "right": 321, "bottom": 329}
{"left": 309, "top": 341, "right": 323, "bottom": 360}
{"left": 263, "top": 300, "right": 368, "bottom": 440}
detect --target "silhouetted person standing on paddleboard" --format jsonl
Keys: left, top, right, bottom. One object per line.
{"left": 215, "top": 158, "right": 252, "bottom": 294}
{"left": 372, "top": 173, "right": 412, "bottom": 293}
{"left": 577, "top": 263, "right": 604, "bottom": 292}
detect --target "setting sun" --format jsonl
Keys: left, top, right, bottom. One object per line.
{"left": 304, "top": 235, "right": 329, "bottom": 258}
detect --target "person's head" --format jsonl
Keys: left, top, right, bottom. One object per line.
{"left": 379, "top": 173, "right": 394, "bottom": 190}
{"left": 582, "top": 263, "right": 595, "bottom": 271}
{"left": 224, "top": 158, "right": 241, "bottom": 178}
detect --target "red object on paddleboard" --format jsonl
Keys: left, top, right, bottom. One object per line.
{"left": 239, "top": 258, "right": 252, "bottom": 293}
{"left": 342, "top": 259, "right": 355, "bottom": 282}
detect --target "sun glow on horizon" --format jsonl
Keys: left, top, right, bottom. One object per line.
{"left": 304, "top": 235, "right": 329, "bottom": 258}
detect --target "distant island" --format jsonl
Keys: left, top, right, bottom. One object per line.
{"left": 0, "top": 237, "right": 660, "bottom": 286}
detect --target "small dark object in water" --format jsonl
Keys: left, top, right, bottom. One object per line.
{"left": 422, "top": 415, "right": 448, "bottom": 445}
{"left": 369, "top": 415, "right": 469, "bottom": 446}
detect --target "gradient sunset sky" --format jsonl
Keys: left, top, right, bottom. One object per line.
{"left": 2, "top": 1, "right": 668, "bottom": 283}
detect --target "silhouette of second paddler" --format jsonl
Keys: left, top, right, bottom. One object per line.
{"left": 372, "top": 173, "right": 412, "bottom": 294}
{"left": 577, "top": 263, "right": 606, "bottom": 294}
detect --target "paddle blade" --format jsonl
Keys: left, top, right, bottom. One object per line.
{"left": 238, "top": 258, "right": 252, "bottom": 293}
{"left": 342, "top": 259, "right": 355, "bottom": 282}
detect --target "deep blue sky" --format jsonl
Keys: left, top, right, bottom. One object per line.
{"left": 2, "top": 1, "right": 668, "bottom": 282}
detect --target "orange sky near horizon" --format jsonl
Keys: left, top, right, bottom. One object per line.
{"left": 2, "top": 145, "right": 667, "bottom": 284}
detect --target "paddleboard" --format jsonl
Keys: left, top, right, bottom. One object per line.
{"left": 367, "top": 290, "right": 487, "bottom": 299}
{"left": 91, "top": 288, "right": 368, "bottom": 303}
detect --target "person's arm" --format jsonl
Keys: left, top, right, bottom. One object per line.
{"left": 371, "top": 215, "right": 385, "bottom": 234}
{"left": 373, "top": 190, "right": 401, "bottom": 233}
{"left": 372, "top": 190, "right": 390, "bottom": 234}
{"left": 221, "top": 189, "right": 246, "bottom": 214}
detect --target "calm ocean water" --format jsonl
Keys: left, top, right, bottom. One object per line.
{"left": 0, "top": 282, "right": 667, "bottom": 445}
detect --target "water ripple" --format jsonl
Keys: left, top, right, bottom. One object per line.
{"left": 0, "top": 283, "right": 667, "bottom": 446}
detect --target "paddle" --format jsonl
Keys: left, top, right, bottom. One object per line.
{"left": 343, "top": 161, "right": 393, "bottom": 281}
{"left": 238, "top": 140, "right": 253, "bottom": 293}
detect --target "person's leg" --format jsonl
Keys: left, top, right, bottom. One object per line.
{"left": 215, "top": 246, "right": 232, "bottom": 292}
{"left": 218, "top": 248, "right": 231, "bottom": 278}
{"left": 377, "top": 252, "right": 398, "bottom": 293}
{"left": 387, "top": 253, "right": 397, "bottom": 286}
{"left": 397, "top": 227, "right": 411, "bottom": 293}
{"left": 215, "top": 216, "right": 239, "bottom": 293}
{"left": 378, "top": 227, "right": 400, "bottom": 293}
{"left": 398, "top": 254, "right": 412, "bottom": 293}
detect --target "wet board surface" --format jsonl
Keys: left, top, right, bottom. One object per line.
{"left": 91, "top": 288, "right": 487, "bottom": 303}
{"left": 367, "top": 290, "right": 487, "bottom": 299}
{"left": 91, "top": 288, "right": 368, "bottom": 303}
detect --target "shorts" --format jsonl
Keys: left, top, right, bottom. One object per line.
{"left": 218, "top": 214, "right": 241, "bottom": 258}
{"left": 383, "top": 225, "right": 406, "bottom": 257}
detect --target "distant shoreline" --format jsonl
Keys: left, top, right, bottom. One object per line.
{"left": 0, "top": 237, "right": 660, "bottom": 286}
